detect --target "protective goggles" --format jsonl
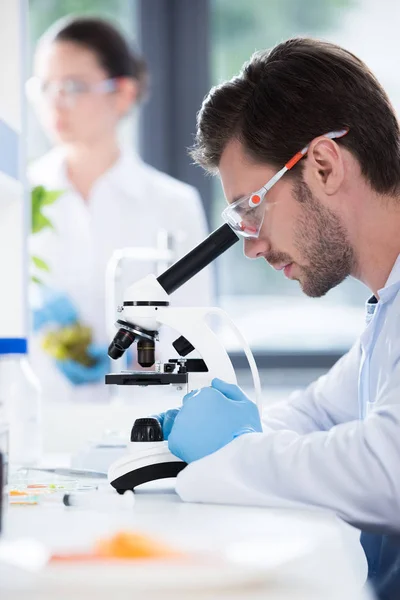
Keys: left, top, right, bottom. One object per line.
{"left": 25, "top": 77, "right": 117, "bottom": 109}
{"left": 221, "top": 129, "right": 349, "bottom": 238}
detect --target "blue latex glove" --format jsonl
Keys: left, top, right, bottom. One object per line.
{"left": 168, "top": 378, "right": 262, "bottom": 463}
{"left": 56, "top": 344, "right": 110, "bottom": 385}
{"left": 153, "top": 380, "right": 255, "bottom": 441}
{"left": 152, "top": 408, "right": 180, "bottom": 440}
{"left": 33, "top": 288, "right": 78, "bottom": 331}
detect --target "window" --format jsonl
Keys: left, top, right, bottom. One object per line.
{"left": 210, "top": 0, "right": 381, "bottom": 354}
{"left": 28, "top": 0, "right": 137, "bottom": 162}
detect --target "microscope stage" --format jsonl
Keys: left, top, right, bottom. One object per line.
{"left": 105, "top": 371, "right": 188, "bottom": 386}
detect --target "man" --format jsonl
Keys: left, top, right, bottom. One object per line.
{"left": 158, "top": 38, "right": 400, "bottom": 597}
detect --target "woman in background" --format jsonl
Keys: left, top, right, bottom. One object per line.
{"left": 28, "top": 17, "right": 213, "bottom": 404}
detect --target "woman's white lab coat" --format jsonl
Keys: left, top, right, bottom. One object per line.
{"left": 29, "top": 147, "right": 213, "bottom": 404}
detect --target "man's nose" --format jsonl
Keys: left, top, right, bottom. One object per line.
{"left": 244, "top": 237, "right": 271, "bottom": 259}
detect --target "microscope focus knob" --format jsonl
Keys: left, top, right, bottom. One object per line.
{"left": 173, "top": 335, "right": 195, "bottom": 357}
{"left": 130, "top": 418, "right": 163, "bottom": 442}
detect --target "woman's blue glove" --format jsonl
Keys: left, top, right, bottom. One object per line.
{"left": 33, "top": 288, "right": 78, "bottom": 331}
{"left": 56, "top": 344, "right": 110, "bottom": 385}
{"left": 168, "top": 378, "right": 262, "bottom": 463}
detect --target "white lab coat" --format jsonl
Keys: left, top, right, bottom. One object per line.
{"left": 177, "top": 255, "right": 400, "bottom": 533}
{"left": 29, "top": 146, "right": 213, "bottom": 404}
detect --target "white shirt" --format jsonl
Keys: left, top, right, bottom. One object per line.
{"left": 177, "top": 256, "right": 400, "bottom": 533}
{"left": 29, "top": 147, "right": 213, "bottom": 403}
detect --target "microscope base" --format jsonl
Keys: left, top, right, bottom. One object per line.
{"left": 108, "top": 442, "right": 187, "bottom": 492}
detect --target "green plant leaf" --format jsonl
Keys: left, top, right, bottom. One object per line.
{"left": 32, "top": 187, "right": 44, "bottom": 221}
{"left": 31, "top": 275, "right": 43, "bottom": 285}
{"left": 31, "top": 186, "right": 63, "bottom": 233}
{"left": 32, "top": 211, "right": 54, "bottom": 234}
{"left": 31, "top": 186, "right": 62, "bottom": 278}
{"left": 41, "top": 189, "right": 63, "bottom": 206}
{"left": 31, "top": 185, "right": 45, "bottom": 206}
{"left": 32, "top": 255, "right": 50, "bottom": 271}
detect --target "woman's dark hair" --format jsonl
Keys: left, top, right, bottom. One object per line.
{"left": 42, "top": 16, "right": 148, "bottom": 100}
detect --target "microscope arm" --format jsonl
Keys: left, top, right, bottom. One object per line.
{"left": 156, "top": 307, "right": 236, "bottom": 384}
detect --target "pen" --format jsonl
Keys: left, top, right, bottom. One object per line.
{"left": 63, "top": 490, "right": 135, "bottom": 511}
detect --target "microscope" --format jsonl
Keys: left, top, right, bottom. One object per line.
{"left": 106, "top": 224, "right": 261, "bottom": 493}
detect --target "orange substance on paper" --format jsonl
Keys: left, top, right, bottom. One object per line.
{"left": 51, "top": 532, "right": 183, "bottom": 563}
{"left": 27, "top": 484, "right": 48, "bottom": 489}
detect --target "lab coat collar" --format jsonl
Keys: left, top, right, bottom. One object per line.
{"left": 100, "top": 147, "right": 147, "bottom": 198}
{"left": 42, "top": 147, "right": 70, "bottom": 189}
{"left": 47, "top": 145, "right": 146, "bottom": 199}
{"left": 377, "top": 254, "right": 400, "bottom": 304}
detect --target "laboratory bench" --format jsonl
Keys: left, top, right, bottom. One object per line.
{"left": 1, "top": 464, "right": 371, "bottom": 600}
{"left": 2, "top": 367, "right": 373, "bottom": 599}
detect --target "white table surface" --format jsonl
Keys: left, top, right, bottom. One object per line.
{"left": 1, "top": 470, "right": 372, "bottom": 600}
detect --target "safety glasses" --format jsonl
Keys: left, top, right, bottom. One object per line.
{"left": 25, "top": 77, "right": 118, "bottom": 109}
{"left": 221, "top": 129, "right": 349, "bottom": 239}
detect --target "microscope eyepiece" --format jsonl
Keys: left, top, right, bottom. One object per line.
{"left": 108, "top": 327, "right": 136, "bottom": 359}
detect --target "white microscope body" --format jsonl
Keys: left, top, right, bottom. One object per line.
{"left": 106, "top": 225, "right": 261, "bottom": 492}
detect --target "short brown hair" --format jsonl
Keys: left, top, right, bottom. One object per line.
{"left": 191, "top": 38, "right": 400, "bottom": 195}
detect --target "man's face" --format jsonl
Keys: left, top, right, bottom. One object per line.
{"left": 219, "top": 139, "right": 355, "bottom": 297}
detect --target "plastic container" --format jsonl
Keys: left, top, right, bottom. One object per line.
{"left": 0, "top": 339, "right": 42, "bottom": 467}
{"left": 0, "top": 368, "right": 10, "bottom": 487}
{"left": 0, "top": 452, "right": 4, "bottom": 534}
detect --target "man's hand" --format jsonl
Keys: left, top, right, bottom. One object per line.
{"left": 153, "top": 408, "right": 180, "bottom": 440}
{"left": 168, "top": 378, "right": 262, "bottom": 463}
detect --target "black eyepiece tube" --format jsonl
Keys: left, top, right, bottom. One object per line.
{"left": 157, "top": 224, "right": 239, "bottom": 296}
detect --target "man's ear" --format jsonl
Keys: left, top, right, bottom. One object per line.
{"left": 307, "top": 137, "right": 345, "bottom": 195}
